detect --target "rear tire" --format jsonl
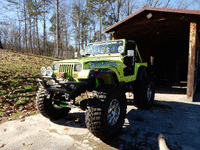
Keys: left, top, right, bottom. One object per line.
{"left": 85, "top": 85, "right": 127, "bottom": 139}
{"left": 36, "top": 87, "right": 71, "bottom": 120}
{"left": 134, "top": 76, "right": 155, "bottom": 109}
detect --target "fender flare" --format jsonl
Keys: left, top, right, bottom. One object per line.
{"left": 136, "top": 66, "right": 146, "bottom": 80}
{"left": 88, "top": 70, "right": 119, "bottom": 85}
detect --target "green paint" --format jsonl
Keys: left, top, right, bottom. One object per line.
{"left": 51, "top": 39, "right": 147, "bottom": 84}
{"left": 96, "top": 78, "right": 99, "bottom": 88}
{"left": 60, "top": 101, "right": 67, "bottom": 107}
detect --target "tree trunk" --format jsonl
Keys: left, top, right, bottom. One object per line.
{"left": 56, "top": 0, "right": 60, "bottom": 57}
{"left": 24, "top": 0, "right": 28, "bottom": 53}
{"left": 29, "top": 16, "right": 33, "bottom": 53}
{"left": 18, "top": 15, "right": 21, "bottom": 52}
{"left": 127, "top": 0, "right": 130, "bottom": 16}
{"left": 78, "top": 4, "right": 81, "bottom": 52}
{"left": 33, "top": 14, "right": 36, "bottom": 54}
{"left": 43, "top": 0, "right": 46, "bottom": 55}
{"left": 35, "top": 0, "right": 40, "bottom": 55}
{"left": 99, "top": 3, "right": 102, "bottom": 41}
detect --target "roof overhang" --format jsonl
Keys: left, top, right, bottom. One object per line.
{"left": 104, "top": 6, "right": 200, "bottom": 35}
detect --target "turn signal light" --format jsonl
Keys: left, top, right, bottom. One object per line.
{"left": 74, "top": 74, "right": 78, "bottom": 78}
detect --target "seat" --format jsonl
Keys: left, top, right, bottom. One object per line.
{"left": 124, "top": 56, "right": 134, "bottom": 76}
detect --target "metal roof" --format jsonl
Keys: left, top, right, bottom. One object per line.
{"left": 104, "top": 6, "right": 200, "bottom": 33}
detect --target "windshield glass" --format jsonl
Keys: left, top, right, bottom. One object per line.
{"left": 85, "top": 40, "right": 124, "bottom": 55}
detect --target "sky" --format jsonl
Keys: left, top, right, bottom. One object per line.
{"left": 0, "top": 0, "right": 199, "bottom": 42}
{"left": 0, "top": 0, "right": 198, "bottom": 22}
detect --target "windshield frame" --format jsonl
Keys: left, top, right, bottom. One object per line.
{"left": 85, "top": 39, "right": 125, "bottom": 56}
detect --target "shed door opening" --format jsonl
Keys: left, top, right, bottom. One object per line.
{"left": 151, "top": 40, "right": 188, "bottom": 85}
{"left": 136, "top": 28, "right": 189, "bottom": 94}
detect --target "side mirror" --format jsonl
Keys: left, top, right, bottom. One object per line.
{"left": 127, "top": 50, "right": 135, "bottom": 57}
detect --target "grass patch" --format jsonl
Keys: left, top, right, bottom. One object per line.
{"left": 0, "top": 70, "right": 6, "bottom": 73}
{"left": 15, "top": 85, "right": 37, "bottom": 93}
{"left": 27, "top": 78, "right": 35, "bottom": 82}
{"left": 11, "top": 112, "right": 21, "bottom": 117}
{"left": 0, "top": 81, "right": 7, "bottom": 86}
{"left": 16, "top": 98, "right": 28, "bottom": 105}
{"left": 28, "top": 110, "right": 38, "bottom": 115}
{"left": 0, "top": 49, "right": 61, "bottom": 124}
{"left": 0, "top": 90, "right": 7, "bottom": 95}
{"left": 10, "top": 80, "right": 20, "bottom": 87}
{"left": 15, "top": 88, "right": 26, "bottom": 92}
{"left": 6, "top": 94, "right": 19, "bottom": 99}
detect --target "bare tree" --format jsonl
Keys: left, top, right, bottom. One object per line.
{"left": 34, "top": 0, "right": 41, "bottom": 55}
{"left": 56, "top": 0, "right": 60, "bottom": 57}
{"left": 175, "top": 0, "right": 196, "bottom": 9}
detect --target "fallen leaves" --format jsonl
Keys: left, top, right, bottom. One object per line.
{"left": 22, "top": 143, "right": 33, "bottom": 147}
{"left": 174, "top": 141, "right": 179, "bottom": 145}
{"left": 167, "top": 123, "right": 174, "bottom": 128}
{"left": 134, "top": 117, "right": 147, "bottom": 122}
{"left": 0, "top": 49, "right": 60, "bottom": 124}
{"left": 167, "top": 123, "right": 173, "bottom": 125}
{"left": 139, "top": 142, "right": 146, "bottom": 146}
{"left": 0, "top": 144, "right": 6, "bottom": 148}
{"left": 7, "top": 118, "right": 12, "bottom": 121}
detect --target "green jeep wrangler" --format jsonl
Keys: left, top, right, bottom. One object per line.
{"left": 36, "top": 39, "right": 155, "bottom": 139}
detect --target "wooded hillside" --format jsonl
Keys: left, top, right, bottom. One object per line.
{"left": 0, "top": 48, "right": 60, "bottom": 123}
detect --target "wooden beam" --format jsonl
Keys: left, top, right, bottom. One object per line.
{"left": 187, "top": 22, "right": 197, "bottom": 102}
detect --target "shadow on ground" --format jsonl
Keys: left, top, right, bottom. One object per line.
{"left": 101, "top": 98, "right": 200, "bottom": 150}
{"left": 51, "top": 111, "right": 86, "bottom": 128}
{"left": 155, "top": 83, "right": 187, "bottom": 94}
{"left": 50, "top": 87, "right": 200, "bottom": 150}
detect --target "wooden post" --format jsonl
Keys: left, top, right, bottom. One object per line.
{"left": 187, "top": 22, "right": 197, "bottom": 102}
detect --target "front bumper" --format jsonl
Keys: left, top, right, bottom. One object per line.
{"left": 37, "top": 76, "right": 88, "bottom": 94}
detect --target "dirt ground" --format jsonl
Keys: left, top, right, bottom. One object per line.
{"left": 1, "top": 86, "right": 200, "bottom": 150}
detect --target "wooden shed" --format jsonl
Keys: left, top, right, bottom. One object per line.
{"left": 104, "top": 6, "right": 200, "bottom": 102}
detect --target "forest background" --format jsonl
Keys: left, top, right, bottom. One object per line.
{"left": 0, "top": 0, "right": 199, "bottom": 59}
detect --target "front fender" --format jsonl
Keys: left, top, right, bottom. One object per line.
{"left": 88, "top": 70, "right": 119, "bottom": 85}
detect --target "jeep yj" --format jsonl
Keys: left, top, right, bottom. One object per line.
{"left": 36, "top": 39, "right": 155, "bottom": 139}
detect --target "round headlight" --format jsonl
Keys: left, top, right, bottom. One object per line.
{"left": 41, "top": 67, "right": 47, "bottom": 76}
{"left": 47, "top": 66, "right": 53, "bottom": 76}
{"left": 74, "top": 64, "right": 82, "bottom": 72}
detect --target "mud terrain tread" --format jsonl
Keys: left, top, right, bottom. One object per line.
{"left": 85, "top": 85, "right": 127, "bottom": 139}
{"left": 36, "top": 87, "right": 70, "bottom": 120}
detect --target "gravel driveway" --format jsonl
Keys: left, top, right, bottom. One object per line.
{"left": 1, "top": 91, "right": 200, "bottom": 150}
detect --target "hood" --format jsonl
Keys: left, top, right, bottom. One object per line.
{"left": 54, "top": 54, "right": 123, "bottom": 64}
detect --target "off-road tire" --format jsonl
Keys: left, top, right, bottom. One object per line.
{"left": 134, "top": 76, "right": 155, "bottom": 109}
{"left": 85, "top": 85, "right": 127, "bottom": 139}
{"left": 36, "top": 87, "right": 70, "bottom": 120}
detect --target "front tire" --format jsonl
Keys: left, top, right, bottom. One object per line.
{"left": 36, "top": 87, "right": 71, "bottom": 120}
{"left": 85, "top": 85, "right": 127, "bottom": 139}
